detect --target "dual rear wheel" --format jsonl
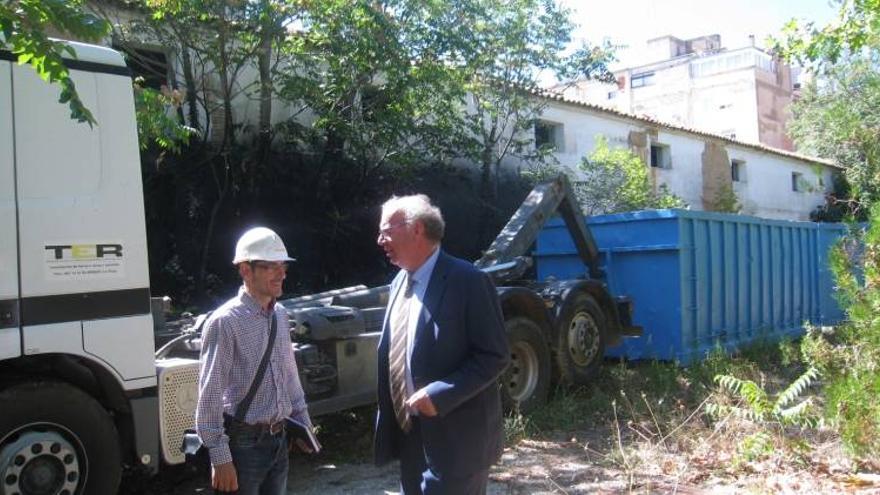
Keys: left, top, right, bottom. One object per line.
{"left": 499, "top": 293, "right": 607, "bottom": 413}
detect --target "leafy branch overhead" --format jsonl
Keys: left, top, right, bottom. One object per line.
{"left": 770, "top": 0, "right": 880, "bottom": 217}
{"left": 0, "top": 0, "right": 110, "bottom": 125}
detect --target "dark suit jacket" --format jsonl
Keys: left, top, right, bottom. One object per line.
{"left": 374, "top": 250, "right": 510, "bottom": 477}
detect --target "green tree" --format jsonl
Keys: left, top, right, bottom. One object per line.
{"left": 706, "top": 180, "right": 741, "bottom": 214}
{"left": 277, "top": 0, "right": 467, "bottom": 176}
{"left": 772, "top": 0, "right": 879, "bottom": 68}
{"left": 449, "top": 0, "right": 615, "bottom": 241}
{"left": 101, "top": 0, "right": 615, "bottom": 303}
{"left": 800, "top": 204, "right": 880, "bottom": 458}
{"left": 772, "top": 2, "right": 880, "bottom": 460}
{"left": 787, "top": 57, "right": 880, "bottom": 217}
{"left": 770, "top": 0, "right": 880, "bottom": 216}
{"left": 575, "top": 136, "right": 686, "bottom": 215}
{"left": 105, "top": 0, "right": 300, "bottom": 296}
{"left": 0, "top": 0, "right": 110, "bottom": 125}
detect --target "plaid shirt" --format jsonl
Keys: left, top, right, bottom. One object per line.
{"left": 195, "top": 287, "right": 312, "bottom": 466}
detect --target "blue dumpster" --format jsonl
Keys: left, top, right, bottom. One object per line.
{"left": 536, "top": 209, "right": 849, "bottom": 364}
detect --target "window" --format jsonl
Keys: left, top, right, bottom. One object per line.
{"left": 113, "top": 44, "right": 170, "bottom": 90}
{"left": 607, "top": 91, "right": 617, "bottom": 100}
{"left": 689, "top": 50, "right": 777, "bottom": 78}
{"left": 631, "top": 72, "right": 656, "bottom": 88}
{"left": 359, "top": 85, "right": 386, "bottom": 123}
{"left": 650, "top": 143, "right": 671, "bottom": 169}
{"left": 731, "top": 159, "right": 745, "bottom": 182}
{"left": 534, "top": 120, "right": 564, "bottom": 151}
{"left": 791, "top": 172, "right": 805, "bottom": 192}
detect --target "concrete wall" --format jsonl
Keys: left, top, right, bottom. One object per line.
{"left": 756, "top": 65, "right": 795, "bottom": 151}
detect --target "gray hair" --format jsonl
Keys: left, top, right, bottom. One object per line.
{"left": 382, "top": 194, "right": 445, "bottom": 242}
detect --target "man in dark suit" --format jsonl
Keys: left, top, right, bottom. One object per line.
{"left": 374, "top": 194, "right": 510, "bottom": 495}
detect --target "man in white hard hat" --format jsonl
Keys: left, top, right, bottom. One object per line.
{"left": 195, "top": 227, "right": 314, "bottom": 494}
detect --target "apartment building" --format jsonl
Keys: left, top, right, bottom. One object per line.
{"left": 562, "top": 34, "right": 796, "bottom": 151}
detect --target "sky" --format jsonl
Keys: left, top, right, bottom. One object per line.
{"left": 560, "top": 0, "right": 841, "bottom": 69}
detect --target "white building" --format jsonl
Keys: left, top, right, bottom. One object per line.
{"left": 532, "top": 93, "right": 836, "bottom": 221}
{"left": 561, "top": 34, "right": 797, "bottom": 152}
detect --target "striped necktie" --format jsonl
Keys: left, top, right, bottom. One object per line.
{"left": 389, "top": 276, "right": 415, "bottom": 433}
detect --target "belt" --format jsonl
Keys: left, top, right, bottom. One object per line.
{"left": 223, "top": 414, "right": 286, "bottom": 436}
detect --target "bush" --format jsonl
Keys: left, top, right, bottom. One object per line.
{"left": 801, "top": 203, "right": 880, "bottom": 458}
{"left": 574, "top": 136, "right": 686, "bottom": 215}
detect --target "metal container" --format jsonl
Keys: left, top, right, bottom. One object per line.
{"left": 536, "top": 209, "right": 848, "bottom": 364}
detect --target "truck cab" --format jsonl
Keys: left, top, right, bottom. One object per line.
{"left": 0, "top": 41, "right": 196, "bottom": 494}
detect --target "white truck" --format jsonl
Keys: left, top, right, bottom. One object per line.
{"left": 0, "top": 42, "right": 639, "bottom": 494}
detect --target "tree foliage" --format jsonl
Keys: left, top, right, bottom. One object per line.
{"left": 0, "top": 0, "right": 110, "bottom": 125}
{"left": 574, "top": 136, "right": 686, "bottom": 215}
{"left": 771, "top": 0, "right": 880, "bottom": 69}
{"left": 277, "top": 0, "right": 467, "bottom": 174}
{"left": 799, "top": 203, "right": 880, "bottom": 458}
{"left": 706, "top": 180, "right": 741, "bottom": 214}
{"left": 449, "top": 0, "right": 615, "bottom": 241}
{"left": 93, "top": 0, "right": 615, "bottom": 303}
{"left": 788, "top": 57, "right": 880, "bottom": 217}
{"left": 773, "top": 2, "right": 880, "bottom": 459}
{"left": 771, "top": 0, "right": 880, "bottom": 217}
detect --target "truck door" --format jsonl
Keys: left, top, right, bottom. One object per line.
{"left": 0, "top": 57, "right": 20, "bottom": 359}
{"left": 12, "top": 50, "right": 155, "bottom": 384}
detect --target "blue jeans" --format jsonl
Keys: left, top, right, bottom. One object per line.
{"left": 226, "top": 426, "right": 289, "bottom": 495}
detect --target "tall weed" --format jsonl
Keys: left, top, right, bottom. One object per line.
{"left": 801, "top": 203, "right": 880, "bottom": 458}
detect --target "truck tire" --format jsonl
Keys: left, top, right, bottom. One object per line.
{"left": 500, "top": 317, "right": 551, "bottom": 414}
{"left": 0, "top": 381, "right": 121, "bottom": 495}
{"left": 555, "top": 293, "right": 606, "bottom": 385}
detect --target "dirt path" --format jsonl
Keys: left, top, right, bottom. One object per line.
{"left": 125, "top": 431, "right": 880, "bottom": 495}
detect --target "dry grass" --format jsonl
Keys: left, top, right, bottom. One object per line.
{"left": 494, "top": 341, "right": 880, "bottom": 494}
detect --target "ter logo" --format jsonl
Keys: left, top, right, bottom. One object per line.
{"left": 45, "top": 244, "right": 123, "bottom": 260}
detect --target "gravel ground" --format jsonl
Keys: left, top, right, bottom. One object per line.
{"left": 120, "top": 424, "right": 880, "bottom": 495}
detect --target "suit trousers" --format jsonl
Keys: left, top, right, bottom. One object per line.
{"left": 399, "top": 418, "right": 489, "bottom": 495}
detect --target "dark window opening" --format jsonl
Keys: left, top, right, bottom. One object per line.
{"left": 360, "top": 86, "right": 386, "bottom": 123}
{"left": 631, "top": 72, "right": 656, "bottom": 88}
{"left": 650, "top": 143, "right": 670, "bottom": 168}
{"left": 731, "top": 159, "right": 745, "bottom": 182}
{"left": 535, "top": 120, "right": 563, "bottom": 151}
{"left": 792, "top": 172, "right": 804, "bottom": 192}
{"left": 114, "top": 44, "right": 169, "bottom": 90}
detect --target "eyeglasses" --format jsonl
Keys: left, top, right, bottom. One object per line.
{"left": 378, "top": 221, "right": 409, "bottom": 239}
{"left": 250, "top": 261, "right": 289, "bottom": 272}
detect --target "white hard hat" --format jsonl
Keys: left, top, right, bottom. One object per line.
{"left": 232, "top": 227, "right": 295, "bottom": 264}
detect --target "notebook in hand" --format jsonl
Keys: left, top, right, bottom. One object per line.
{"left": 285, "top": 417, "right": 321, "bottom": 453}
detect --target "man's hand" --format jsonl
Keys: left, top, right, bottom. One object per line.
{"left": 289, "top": 437, "right": 315, "bottom": 454}
{"left": 212, "top": 462, "right": 238, "bottom": 492}
{"left": 406, "top": 387, "right": 438, "bottom": 417}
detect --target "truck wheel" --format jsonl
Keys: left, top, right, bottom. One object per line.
{"left": 500, "top": 317, "right": 551, "bottom": 414}
{"left": 0, "top": 381, "right": 121, "bottom": 495}
{"left": 556, "top": 293, "right": 606, "bottom": 385}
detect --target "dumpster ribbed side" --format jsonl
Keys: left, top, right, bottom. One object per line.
{"left": 535, "top": 209, "right": 849, "bottom": 365}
